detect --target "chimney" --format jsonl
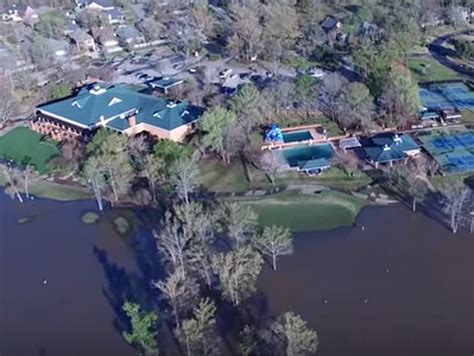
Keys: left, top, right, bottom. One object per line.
{"left": 128, "top": 115, "right": 137, "bottom": 127}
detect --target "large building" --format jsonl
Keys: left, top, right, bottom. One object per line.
{"left": 32, "top": 83, "right": 203, "bottom": 142}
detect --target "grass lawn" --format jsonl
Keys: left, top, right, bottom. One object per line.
{"left": 0, "top": 127, "right": 59, "bottom": 174}
{"left": 200, "top": 158, "right": 371, "bottom": 193}
{"left": 407, "top": 56, "right": 462, "bottom": 83}
{"left": 226, "top": 190, "right": 366, "bottom": 232}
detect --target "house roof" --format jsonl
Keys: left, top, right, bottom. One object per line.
{"left": 69, "top": 28, "right": 93, "bottom": 42}
{"left": 104, "top": 7, "right": 123, "bottom": 20}
{"left": 321, "top": 16, "right": 340, "bottom": 32}
{"left": 45, "top": 38, "right": 69, "bottom": 53}
{"left": 37, "top": 83, "right": 203, "bottom": 132}
{"left": 116, "top": 25, "right": 142, "bottom": 40}
{"left": 81, "top": 0, "right": 114, "bottom": 8}
{"left": 363, "top": 133, "right": 419, "bottom": 163}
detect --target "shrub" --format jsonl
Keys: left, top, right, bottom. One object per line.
{"left": 82, "top": 212, "right": 100, "bottom": 224}
{"left": 114, "top": 216, "right": 130, "bottom": 234}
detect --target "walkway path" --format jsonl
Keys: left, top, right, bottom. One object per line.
{"left": 428, "top": 29, "right": 474, "bottom": 77}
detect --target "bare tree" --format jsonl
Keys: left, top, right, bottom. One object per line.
{"left": 21, "top": 165, "right": 37, "bottom": 199}
{"left": 212, "top": 245, "right": 263, "bottom": 306}
{"left": 154, "top": 210, "right": 192, "bottom": 278}
{"left": 318, "top": 73, "right": 347, "bottom": 124}
{"left": 83, "top": 156, "right": 106, "bottom": 211}
{"left": 442, "top": 184, "right": 470, "bottom": 234}
{"left": 258, "top": 150, "right": 284, "bottom": 185}
{"left": 142, "top": 154, "right": 164, "bottom": 203}
{"left": 218, "top": 202, "right": 258, "bottom": 246}
{"left": 0, "top": 89, "right": 17, "bottom": 128}
{"left": 271, "top": 312, "right": 318, "bottom": 356}
{"left": 180, "top": 298, "right": 219, "bottom": 356}
{"left": 253, "top": 225, "right": 293, "bottom": 271}
{"left": 2, "top": 164, "right": 23, "bottom": 203}
{"left": 170, "top": 157, "right": 201, "bottom": 205}
{"left": 153, "top": 270, "right": 199, "bottom": 328}
{"left": 331, "top": 150, "right": 359, "bottom": 178}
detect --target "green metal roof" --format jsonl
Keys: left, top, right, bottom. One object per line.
{"left": 37, "top": 83, "right": 203, "bottom": 132}
{"left": 297, "top": 158, "right": 330, "bottom": 171}
{"left": 364, "top": 133, "right": 419, "bottom": 163}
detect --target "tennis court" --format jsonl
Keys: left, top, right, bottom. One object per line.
{"left": 418, "top": 130, "right": 474, "bottom": 174}
{"left": 419, "top": 82, "right": 474, "bottom": 111}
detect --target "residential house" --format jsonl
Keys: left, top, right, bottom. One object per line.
{"left": 116, "top": 25, "right": 145, "bottom": 45}
{"left": 358, "top": 21, "right": 381, "bottom": 41}
{"left": 32, "top": 83, "right": 204, "bottom": 142}
{"left": 92, "top": 27, "right": 121, "bottom": 53}
{"left": 321, "top": 16, "right": 342, "bottom": 42}
{"left": 76, "top": 0, "right": 114, "bottom": 11}
{"left": 2, "top": 4, "right": 38, "bottom": 22}
{"left": 45, "top": 38, "right": 70, "bottom": 59}
{"left": 68, "top": 28, "right": 97, "bottom": 55}
{"left": 104, "top": 7, "right": 124, "bottom": 25}
{"left": 363, "top": 133, "right": 420, "bottom": 168}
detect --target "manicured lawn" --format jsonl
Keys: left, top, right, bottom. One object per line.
{"left": 407, "top": 56, "right": 462, "bottom": 83}
{"left": 227, "top": 190, "right": 366, "bottom": 232}
{"left": 0, "top": 127, "right": 59, "bottom": 174}
{"left": 200, "top": 158, "right": 371, "bottom": 193}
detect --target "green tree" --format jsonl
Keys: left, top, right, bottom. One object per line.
{"left": 34, "top": 10, "right": 66, "bottom": 39}
{"left": 153, "top": 139, "right": 190, "bottom": 171}
{"left": 180, "top": 298, "right": 219, "bottom": 356}
{"left": 253, "top": 225, "right": 293, "bottom": 271}
{"left": 200, "top": 106, "right": 238, "bottom": 163}
{"left": 272, "top": 312, "right": 318, "bottom": 356}
{"left": 50, "top": 83, "right": 72, "bottom": 100}
{"left": 212, "top": 245, "right": 263, "bottom": 306}
{"left": 230, "top": 83, "right": 265, "bottom": 133}
{"left": 122, "top": 301, "right": 159, "bottom": 356}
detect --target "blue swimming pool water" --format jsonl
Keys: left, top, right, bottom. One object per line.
{"left": 283, "top": 130, "right": 313, "bottom": 143}
{"left": 282, "top": 144, "right": 335, "bottom": 168}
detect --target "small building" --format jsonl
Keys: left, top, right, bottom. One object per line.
{"left": 116, "top": 25, "right": 145, "bottom": 44}
{"left": 321, "top": 16, "right": 341, "bottom": 34}
{"left": 149, "top": 77, "right": 184, "bottom": 94}
{"left": 339, "top": 136, "right": 362, "bottom": 152}
{"left": 2, "top": 4, "right": 38, "bottom": 22}
{"left": 32, "top": 83, "right": 203, "bottom": 142}
{"left": 45, "top": 38, "right": 70, "bottom": 58}
{"left": 104, "top": 7, "right": 124, "bottom": 24}
{"left": 441, "top": 109, "right": 462, "bottom": 122}
{"left": 76, "top": 0, "right": 114, "bottom": 11}
{"left": 92, "top": 27, "right": 120, "bottom": 52}
{"left": 68, "top": 29, "right": 97, "bottom": 55}
{"left": 363, "top": 133, "right": 420, "bottom": 168}
{"left": 358, "top": 21, "right": 381, "bottom": 41}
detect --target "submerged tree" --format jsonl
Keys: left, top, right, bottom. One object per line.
{"left": 271, "top": 312, "right": 318, "bottom": 356}
{"left": 442, "top": 184, "right": 470, "bottom": 234}
{"left": 253, "top": 225, "right": 293, "bottom": 271}
{"left": 83, "top": 156, "right": 107, "bottom": 211}
{"left": 122, "top": 301, "right": 159, "bottom": 356}
{"left": 212, "top": 245, "right": 263, "bottom": 306}
{"left": 179, "top": 298, "right": 219, "bottom": 356}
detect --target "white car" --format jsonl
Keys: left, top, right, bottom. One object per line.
{"left": 219, "top": 68, "right": 233, "bottom": 79}
{"left": 308, "top": 68, "right": 324, "bottom": 79}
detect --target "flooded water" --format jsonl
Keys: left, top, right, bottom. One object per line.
{"left": 259, "top": 205, "right": 474, "bottom": 356}
{"left": 1, "top": 194, "right": 473, "bottom": 356}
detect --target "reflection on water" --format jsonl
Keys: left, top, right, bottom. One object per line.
{"left": 1, "top": 195, "right": 473, "bottom": 356}
{"left": 258, "top": 205, "right": 474, "bottom": 356}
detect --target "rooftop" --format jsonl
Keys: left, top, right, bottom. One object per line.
{"left": 37, "top": 83, "right": 203, "bottom": 132}
{"left": 363, "top": 133, "right": 419, "bottom": 163}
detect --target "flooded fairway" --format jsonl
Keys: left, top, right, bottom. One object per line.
{"left": 258, "top": 205, "right": 474, "bottom": 356}
{"left": 1, "top": 194, "right": 474, "bottom": 356}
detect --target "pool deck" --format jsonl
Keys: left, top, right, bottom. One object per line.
{"left": 262, "top": 124, "right": 346, "bottom": 150}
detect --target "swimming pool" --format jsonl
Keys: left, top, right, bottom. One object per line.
{"left": 282, "top": 144, "right": 335, "bottom": 170}
{"left": 283, "top": 130, "right": 313, "bottom": 143}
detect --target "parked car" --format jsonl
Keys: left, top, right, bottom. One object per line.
{"left": 188, "top": 67, "right": 198, "bottom": 73}
{"left": 239, "top": 72, "right": 251, "bottom": 80}
{"left": 307, "top": 67, "right": 324, "bottom": 79}
{"left": 229, "top": 73, "right": 238, "bottom": 79}
{"left": 173, "top": 63, "right": 185, "bottom": 70}
{"left": 219, "top": 68, "right": 233, "bottom": 78}
{"left": 266, "top": 71, "right": 274, "bottom": 78}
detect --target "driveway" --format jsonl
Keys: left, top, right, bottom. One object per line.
{"left": 428, "top": 29, "right": 474, "bottom": 77}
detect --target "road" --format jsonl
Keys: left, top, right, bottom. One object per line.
{"left": 428, "top": 29, "right": 474, "bottom": 77}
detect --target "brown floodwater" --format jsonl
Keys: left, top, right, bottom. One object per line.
{"left": 1, "top": 194, "right": 473, "bottom": 356}
{"left": 258, "top": 205, "right": 474, "bottom": 356}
